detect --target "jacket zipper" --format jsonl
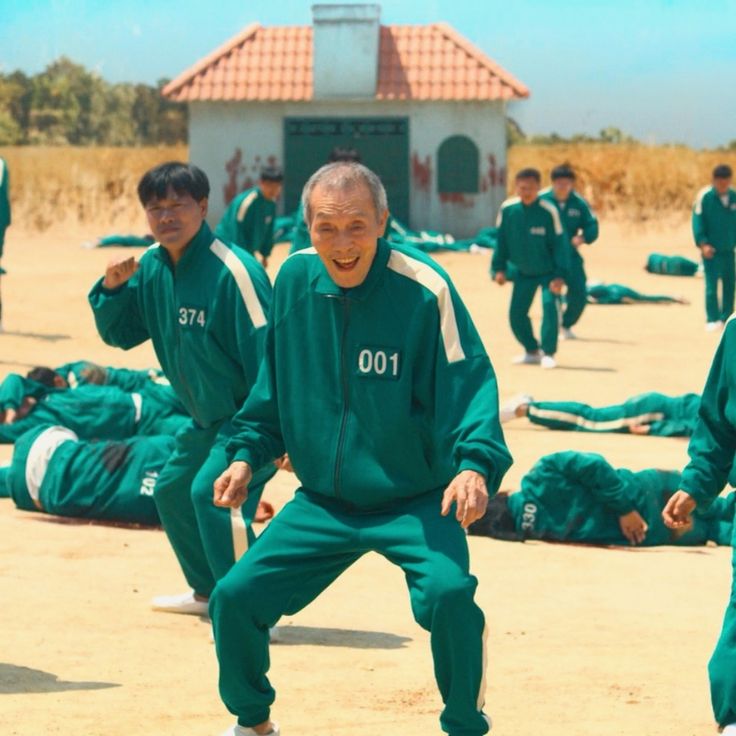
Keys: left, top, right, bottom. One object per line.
{"left": 333, "top": 297, "right": 351, "bottom": 498}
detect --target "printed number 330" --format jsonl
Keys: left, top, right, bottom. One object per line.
{"left": 178, "top": 307, "right": 206, "bottom": 327}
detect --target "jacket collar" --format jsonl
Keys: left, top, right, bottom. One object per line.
{"left": 314, "top": 238, "right": 391, "bottom": 301}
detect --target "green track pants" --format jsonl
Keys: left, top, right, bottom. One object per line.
{"left": 153, "top": 420, "right": 276, "bottom": 598}
{"left": 509, "top": 274, "right": 559, "bottom": 356}
{"left": 561, "top": 250, "right": 587, "bottom": 329}
{"left": 709, "top": 512, "right": 736, "bottom": 727}
{"left": 210, "top": 488, "right": 491, "bottom": 736}
{"left": 703, "top": 251, "right": 735, "bottom": 323}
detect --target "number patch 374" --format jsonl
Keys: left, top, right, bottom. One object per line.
{"left": 355, "top": 347, "right": 401, "bottom": 379}
{"left": 178, "top": 306, "right": 206, "bottom": 327}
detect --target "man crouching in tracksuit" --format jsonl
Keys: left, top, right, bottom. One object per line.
{"left": 210, "top": 162, "right": 513, "bottom": 736}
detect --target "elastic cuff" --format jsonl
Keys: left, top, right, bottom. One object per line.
{"left": 457, "top": 459, "right": 490, "bottom": 480}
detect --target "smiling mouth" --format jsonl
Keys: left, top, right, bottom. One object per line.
{"left": 333, "top": 257, "right": 359, "bottom": 271}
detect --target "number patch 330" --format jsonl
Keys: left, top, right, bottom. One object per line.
{"left": 355, "top": 347, "right": 401, "bottom": 379}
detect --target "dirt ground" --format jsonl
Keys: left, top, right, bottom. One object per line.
{"left": 0, "top": 216, "right": 730, "bottom": 736}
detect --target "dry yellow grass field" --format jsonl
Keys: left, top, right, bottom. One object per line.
{"left": 0, "top": 146, "right": 733, "bottom": 736}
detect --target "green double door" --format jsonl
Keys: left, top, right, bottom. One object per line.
{"left": 284, "top": 117, "right": 410, "bottom": 224}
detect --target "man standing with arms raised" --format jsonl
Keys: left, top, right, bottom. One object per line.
{"left": 209, "top": 162, "right": 512, "bottom": 736}
{"left": 88, "top": 162, "right": 274, "bottom": 616}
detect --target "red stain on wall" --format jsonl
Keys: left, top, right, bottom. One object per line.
{"left": 438, "top": 192, "right": 475, "bottom": 208}
{"left": 481, "top": 154, "right": 507, "bottom": 193}
{"left": 223, "top": 149, "right": 281, "bottom": 205}
{"left": 411, "top": 153, "right": 432, "bottom": 192}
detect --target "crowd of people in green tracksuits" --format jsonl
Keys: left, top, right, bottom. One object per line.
{"left": 1, "top": 152, "right": 736, "bottom": 736}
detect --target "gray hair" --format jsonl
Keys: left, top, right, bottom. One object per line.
{"left": 301, "top": 162, "right": 388, "bottom": 226}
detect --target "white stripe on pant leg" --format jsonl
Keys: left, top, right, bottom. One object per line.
{"left": 477, "top": 622, "right": 489, "bottom": 711}
{"left": 230, "top": 506, "right": 248, "bottom": 561}
{"left": 528, "top": 406, "right": 665, "bottom": 432}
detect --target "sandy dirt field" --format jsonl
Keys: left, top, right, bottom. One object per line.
{"left": 0, "top": 216, "right": 730, "bottom": 736}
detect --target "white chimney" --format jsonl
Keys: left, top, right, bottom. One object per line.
{"left": 312, "top": 4, "right": 381, "bottom": 98}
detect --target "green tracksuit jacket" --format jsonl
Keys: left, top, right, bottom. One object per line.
{"left": 55, "top": 360, "right": 165, "bottom": 392}
{"left": 0, "top": 384, "right": 186, "bottom": 444}
{"left": 227, "top": 238, "right": 513, "bottom": 507}
{"left": 692, "top": 186, "right": 736, "bottom": 253}
{"left": 215, "top": 186, "right": 276, "bottom": 259}
{"left": 0, "top": 374, "right": 54, "bottom": 411}
{"left": 2, "top": 424, "right": 172, "bottom": 525}
{"left": 88, "top": 222, "right": 271, "bottom": 429}
{"left": 586, "top": 283, "right": 679, "bottom": 304}
{"left": 0, "top": 157, "right": 10, "bottom": 248}
{"left": 506, "top": 451, "right": 727, "bottom": 546}
{"left": 539, "top": 188, "right": 598, "bottom": 244}
{"left": 491, "top": 196, "right": 570, "bottom": 279}
{"left": 646, "top": 253, "right": 699, "bottom": 277}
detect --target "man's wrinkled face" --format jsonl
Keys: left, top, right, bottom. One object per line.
{"left": 144, "top": 186, "right": 207, "bottom": 251}
{"left": 259, "top": 180, "right": 283, "bottom": 202}
{"left": 308, "top": 182, "right": 388, "bottom": 288}
{"left": 714, "top": 176, "right": 732, "bottom": 196}
{"left": 552, "top": 177, "right": 574, "bottom": 201}
{"left": 516, "top": 177, "right": 540, "bottom": 205}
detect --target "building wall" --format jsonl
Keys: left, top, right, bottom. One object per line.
{"left": 190, "top": 99, "right": 508, "bottom": 237}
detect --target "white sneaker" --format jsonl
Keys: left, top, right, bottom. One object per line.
{"left": 560, "top": 327, "right": 576, "bottom": 340}
{"left": 722, "top": 725, "right": 736, "bottom": 735}
{"left": 151, "top": 591, "right": 209, "bottom": 616}
{"left": 512, "top": 351, "right": 541, "bottom": 365}
{"left": 499, "top": 393, "right": 534, "bottom": 423}
{"left": 541, "top": 354, "right": 557, "bottom": 369}
{"left": 219, "top": 723, "right": 280, "bottom": 736}
{"left": 706, "top": 321, "right": 724, "bottom": 332}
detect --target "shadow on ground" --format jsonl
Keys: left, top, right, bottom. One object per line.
{"left": 0, "top": 663, "right": 120, "bottom": 694}
{"left": 0, "top": 330, "right": 70, "bottom": 342}
{"left": 272, "top": 626, "right": 412, "bottom": 649}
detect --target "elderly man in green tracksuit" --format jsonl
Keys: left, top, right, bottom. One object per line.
{"left": 0, "top": 382, "right": 188, "bottom": 443}
{"left": 492, "top": 167, "right": 569, "bottom": 369}
{"left": 469, "top": 450, "right": 733, "bottom": 547}
{"left": 209, "top": 162, "right": 512, "bottom": 736}
{"left": 663, "top": 317, "right": 736, "bottom": 735}
{"left": 215, "top": 166, "right": 283, "bottom": 269}
{"left": 540, "top": 164, "right": 598, "bottom": 340}
{"left": 88, "top": 162, "right": 275, "bottom": 616}
{"left": 500, "top": 391, "right": 700, "bottom": 437}
{"left": 0, "top": 156, "right": 10, "bottom": 332}
{"left": 692, "top": 164, "right": 736, "bottom": 331}
{"left": 0, "top": 425, "right": 173, "bottom": 525}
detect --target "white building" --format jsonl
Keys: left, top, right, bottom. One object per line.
{"left": 163, "top": 4, "right": 528, "bottom": 236}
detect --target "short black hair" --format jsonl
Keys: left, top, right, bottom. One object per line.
{"left": 515, "top": 167, "right": 541, "bottom": 183}
{"left": 137, "top": 162, "right": 210, "bottom": 206}
{"left": 713, "top": 164, "right": 733, "bottom": 180}
{"left": 328, "top": 146, "right": 362, "bottom": 164}
{"left": 551, "top": 164, "right": 576, "bottom": 181}
{"left": 27, "top": 366, "right": 59, "bottom": 387}
{"left": 260, "top": 166, "right": 284, "bottom": 183}
{"left": 467, "top": 493, "right": 523, "bottom": 542}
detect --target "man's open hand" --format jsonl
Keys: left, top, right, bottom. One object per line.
{"left": 441, "top": 470, "right": 488, "bottom": 528}
{"left": 213, "top": 461, "right": 252, "bottom": 508}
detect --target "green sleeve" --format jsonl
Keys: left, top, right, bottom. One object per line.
{"left": 692, "top": 197, "right": 708, "bottom": 246}
{"left": 0, "top": 374, "right": 30, "bottom": 410}
{"left": 88, "top": 274, "right": 150, "bottom": 350}
{"left": 0, "top": 159, "right": 10, "bottom": 229}
{"left": 680, "top": 329, "right": 736, "bottom": 508}
{"left": 433, "top": 281, "right": 513, "bottom": 493}
{"left": 261, "top": 203, "right": 275, "bottom": 258}
{"left": 0, "top": 466, "right": 10, "bottom": 497}
{"left": 580, "top": 200, "right": 599, "bottom": 244}
{"left": 551, "top": 225, "right": 570, "bottom": 280}
{"left": 549, "top": 452, "right": 635, "bottom": 516}
{"left": 0, "top": 414, "right": 39, "bottom": 444}
{"left": 646, "top": 417, "right": 696, "bottom": 437}
{"left": 490, "top": 209, "right": 508, "bottom": 275}
{"left": 226, "top": 315, "right": 285, "bottom": 471}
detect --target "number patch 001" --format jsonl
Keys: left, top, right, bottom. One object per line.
{"left": 355, "top": 347, "right": 401, "bottom": 379}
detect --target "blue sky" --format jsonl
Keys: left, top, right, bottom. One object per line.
{"left": 2, "top": 0, "right": 735, "bottom": 148}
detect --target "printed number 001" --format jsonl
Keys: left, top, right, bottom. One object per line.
{"left": 358, "top": 349, "right": 398, "bottom": 376}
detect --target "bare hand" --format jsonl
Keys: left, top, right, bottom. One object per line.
{"left": 213, "top": 461, "right": 252, "bottom": 508}
{"left": 2, "top": 407, "right": 16, "bottom": 424}
{"left": 494, "top": 271, "right": 507, "bottom": 286}
{"left": 662, "top": 490, "right": 697, "bottom": 529}
{"left": 571, "top": 235, "right": 585, "bottom": 247}
{"left": 274, "top": 454, "right": 294, "bottom": 473}
{"left": 549, "top": 278, "right": 564, "bottom": 295}
{"left": 103, "top": 256, "right": 139, "bottom": 289}
{"left": 260, "top": 255, "right": 269, "bottom": 269}
{"left": 701, "top": 244, "right": 715, "bottom": 260}
{"left": 628, "top": 424, "right": 651, "bottom": 435}
{"left": 441, "top": 470, "right": 488, "bottom": 528}
{"left": 619, "top": 510, "right": 648, "bottom": 545}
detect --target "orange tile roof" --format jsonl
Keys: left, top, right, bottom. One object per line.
{"left": 163, "top": 22, "right": 529, "bottom": 102}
